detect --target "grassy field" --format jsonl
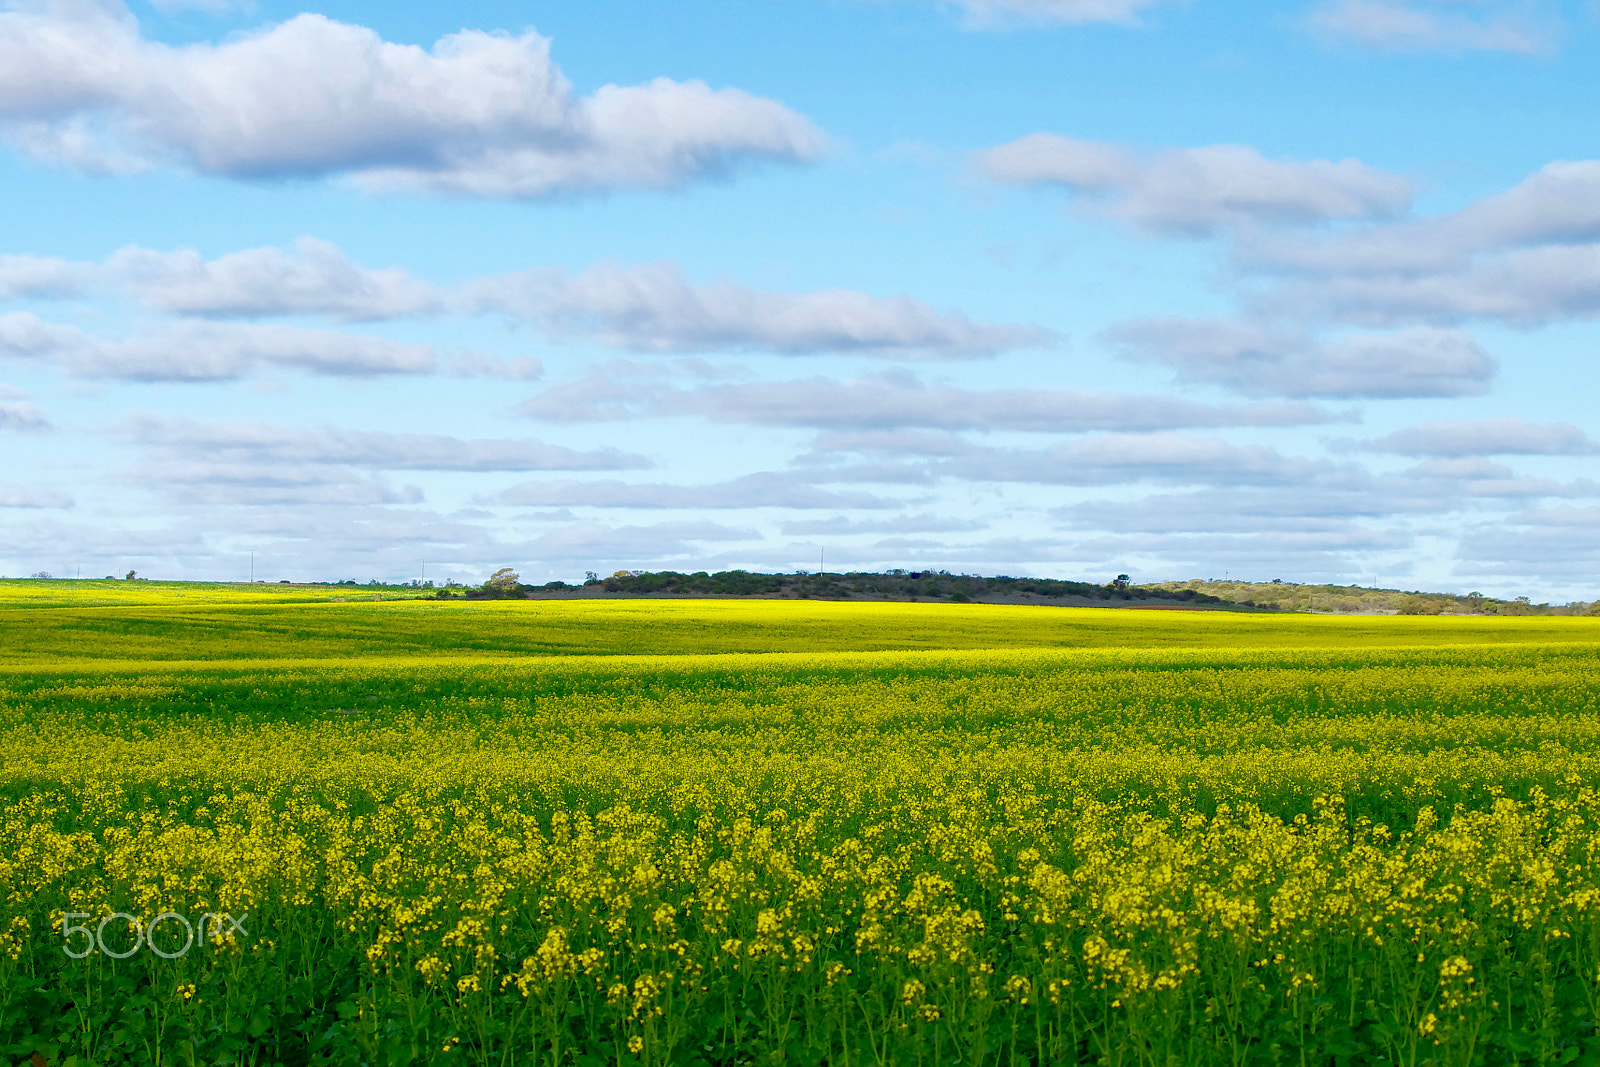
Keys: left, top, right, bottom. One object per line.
{"left": 4, "top": 582, "right": 1600, "bottom": 1064}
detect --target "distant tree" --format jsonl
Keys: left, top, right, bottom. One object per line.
{"left": 484, "top": 568, "right": 522, "bottom": 593}
{"left": 1111, "top": 574, "right": 1131, "bottom": 590}
{"left": 124, "top": 570, "right": 136, "bottom": 580}
{"left": 31, "top": 571, "right": 52, "bottom": 579}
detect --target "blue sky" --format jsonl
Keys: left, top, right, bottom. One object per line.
{"left": 1, "top": 0, "right": 1597, "bottom": 598}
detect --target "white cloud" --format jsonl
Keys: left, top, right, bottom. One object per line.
{"left": 806, "top": 429, "right": 980, "bottom": 456}
{"left": 1365, "top": 418, "right": 1599, "bottom": 456}
{"left": 466, "top": 260, "right": 1051, "bottom": 358}
{"left": 1396, "top": 456, "right": 1593, "bottom": 500}
{"left": 0, "top": 484, "right": 72, "bottom": 508}
{"left": 1306, "top": 0, "right": 1558, "bottom": 54}
{"left": 123, "top": 415, "right": 651, "bottom": 471}
{"left": 1272, "top": 244, "right": 1600, "bottom": 327}
{"left": 0, "top": 253, "right": 93, "bottom": 298}
{"left": 130, "top": 460, "right": 424, "bottom": 507}
{"left": 0, "top": 312, "right": 535, "bottom": 380}
{"left": 0, "top": 385, "right": 46, "bottom": 429}
{"left": 1456, "top": 507, "right": 1600, "bottom": 578}
{"left": 0, "top": 2, "right": 825, "bottom": 196}
{"left": 1246, "top": 162, "right": 1600, "bottom": 327}
{"left": 779, "top": 512, "right": 988, "bottom": 535}
{"left": 1250, "top": 162, "right": 1600, "bottom": 274}
{"left": 520, "top": 366, "right": 1337, "bottom": 429}
{"left": 2, "top": 240, "right": 1043, "bottom": 358}
{"left": 937, "top": 433, "right": 1354, "bottom": 487}
{"left": 1056, "top": 486, "right": 1400, "bottom": 534}
{"left": 979, "top": 134, "right": 1414, "bottom": 235}
{"left": 1109, "top": 318, "right": 1496, "bottom": 399}
{"left": 789, "top": 430, "right": 1359, "bottom": 490}
{"left": 492, "top": 473, "right": 902, "bottom": 510}
{"left": 106, "top": 238, "right": 442, "bottom": 320}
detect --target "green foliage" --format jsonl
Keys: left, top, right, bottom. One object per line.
{"left": 1153, "top": 578, "right": 1599, "bottom": 616}
{"left": 585, "top": 568, "right": 1232, "bottom": 605}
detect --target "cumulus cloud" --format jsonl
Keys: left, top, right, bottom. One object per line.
{"left": 520, "top": 366, "right": 1336, "bottom": 430}
{"left": 1252, "top": 162, "right": 1600, "bottom": 274}
{"left": 1055, "top": 486, "right": 1403, "bottom": 535}
{"left": 105, "top": 238, "right": 442, "bottom": 320}
{"left": 1052, "top": 454, "right": 1599, "bottom": 546}
{"left": 979, "top": 134, "right": 1414, "bottom": 235}
{"left": 465, "top": 260, "right": 1051, "bottom": 358}
{"left": 1306, "top": 0, "right": 1558, "bottom": 54}
{"left": 130, "top": 460, "right": 424, "bottom": 507}
{"left": 0, "top": 484, "right": 73, "bottom": 508}
{"left": 0, "top": 312, "right": 535, "bottom": 380}
{"left": 0, "top": 1, "right": 825, "bottom": 195}
{"left": 805, "top": 429, "right": 980, "bottom": 456}
{"left": 1396, "top": 456, "right": 1582, "bottom": 499}
{"left": 1109, "top": 318, "right": 1496, "bottom": 399}
{"left": 1365, "top": 418, "right": 1599, "bottom": 457}
{"left": 122, "top": 415, "right": 650, "bottom": 471}
{"left": 0, "top": 384, "right": 46, "bottom": 430}
{"left": 1456, "top": 506, "right": 1600, "bottom": 577}
{"left": 2, "top": 240, "right": 1042, "bottom": 359}
{"left": 491, "top": 472, "right": 901, "bottom": 510}
{"left": 779, "top": 512, "right": 988, "bottom": 535}
{"left": 936, "top": 433, "right": 1354, "bottom": 488}
{"left": 790, "top": 430, "right": 1358, "bottom": 490}
{"left": 0, "top": 253, "right": 93, "bottom": 298}
{"left": 1247, "top": 162, "right": 1600, "bottom": 327}
{"left": 1270, "top": 245, "right": 1600, "bottom": 327}
{"left": 1395, "top": 460, "right": 1593, "bottom": 505}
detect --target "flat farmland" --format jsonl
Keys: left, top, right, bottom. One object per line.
{"left": 4, "top": 582, "right": 1600, "bottom": 1065}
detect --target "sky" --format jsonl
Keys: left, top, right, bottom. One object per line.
{"left": 0, "top": 0, "right": 1597, "bottom": 598}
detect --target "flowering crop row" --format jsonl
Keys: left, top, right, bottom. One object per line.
{"left": 2, "top": 635, "right": 1600, "bottom": 1063}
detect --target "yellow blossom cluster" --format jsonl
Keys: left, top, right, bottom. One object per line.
{"left": 1, "top": 617, "right": 1598, "bottom": 1062}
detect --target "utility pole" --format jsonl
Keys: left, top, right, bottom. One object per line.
{"left": 249, "top": 552, "right": 253, "bottom": 584}
{"left": 819, "top": 548, "right": 824, "bottom": 577}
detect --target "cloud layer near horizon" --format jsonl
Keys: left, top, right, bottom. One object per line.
{"left": 0, "top": 239, "right": 1050, "bottom": 362}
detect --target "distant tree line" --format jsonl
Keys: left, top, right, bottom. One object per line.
{"left": 1147, "top": 579, "right": 1600, "bottom": 616}
{"left": 442, "top": 568, "right": 1232, "bottom": 605}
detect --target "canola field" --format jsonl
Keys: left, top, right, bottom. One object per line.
{"left": 4, "top": 582, "right": 1600, "bottom": 1065}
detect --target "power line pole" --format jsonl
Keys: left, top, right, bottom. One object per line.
{"left": 249, "top": 552, "right": 253, "bottom": 584}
